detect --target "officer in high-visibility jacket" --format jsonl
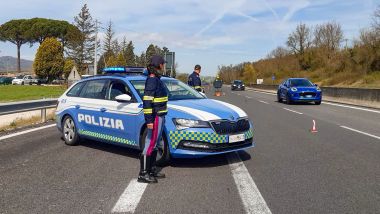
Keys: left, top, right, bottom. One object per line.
{"left": 138, "top": 55, "right": 168, "bottom": 184}
{"left": 188, "top": 64, "right": 203, "bottom": 92}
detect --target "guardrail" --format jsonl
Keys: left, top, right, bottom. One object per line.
{"left": 0, "top": 99, "right": 58, "bottom": 122}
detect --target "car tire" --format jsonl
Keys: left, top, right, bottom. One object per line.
{"left": 62, "top": 116, "right": 80, "bottom": 146}
{"left": 277, "top": 92, "right": 283, "bottom": 103}
{"left": 315, "top": 101, "right": 321, "bottom": 105}
{"left": 21, "top": 82, "right": 24, "bottom": 85}
{"left": 140, "top": 128, "right": 171, "bottom": 166}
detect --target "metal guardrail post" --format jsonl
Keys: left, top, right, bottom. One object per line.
{"left": 41, "top": 108, "right": 46, "bottom": 122}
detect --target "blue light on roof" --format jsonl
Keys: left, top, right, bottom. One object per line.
{"left": 103, "top": 66, "right": 146, "bottom": 73}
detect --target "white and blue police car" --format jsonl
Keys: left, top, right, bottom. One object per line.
{"left": 55, "top": 67, "right": 254, "bottom": 164}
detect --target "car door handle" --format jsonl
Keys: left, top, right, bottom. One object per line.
{"left": 75, "top": 105, "right": 80, "bottom": 109}
{"left": 100, "top": 108, "right": 107, "bottom": 112}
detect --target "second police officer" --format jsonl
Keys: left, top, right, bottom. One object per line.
{"left": 188, "top": 64, "right": 203, "bottom": 92}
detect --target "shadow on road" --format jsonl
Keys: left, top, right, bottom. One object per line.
{"left": 170, "top": 151, "right": 251, "bottom": 168}
{"left": 77, "top": 139, "right": 140, "bottom": 159}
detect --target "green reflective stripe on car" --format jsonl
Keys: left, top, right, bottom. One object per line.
{"left": 169, "top": 129, "right": 254, "bottom": 148}
{"left": 78, "top": 130, "right": 137, "bottom": 145}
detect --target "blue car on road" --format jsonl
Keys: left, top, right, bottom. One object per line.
{"left": 277, "top": 78, "right": 322, "bottom": 105}
{"left": 55, "top": 67, "right": 254, "bottom": 165}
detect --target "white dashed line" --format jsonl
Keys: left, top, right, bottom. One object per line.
{"left": 246, "top": 96, "right": 252, "bottom": 99}
{"left": 259, "top": 100, "right": 269, "bottom": 104}
{"left": 0, "top": 124, "right": 56, "bottom": 141}
{"left": 340, "top": 126, "right": 380, "bottom": 140}
{"left": 283, "top": 108, "right": 303, "bottom": 115}
{"left": 227, "top": 152, "right": 272, "bottom": 214}
{"left": 112, "top": 179, "right": 148, "bottom": 213}
{"left": 323, "top": 102, "right": 380, "bottom": 114}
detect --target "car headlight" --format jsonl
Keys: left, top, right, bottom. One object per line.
{"left": 316, "top": 87, "right": 321, "bottom": 91}
{"left": 173, "top": 118, "right": 210, "bottom": 130}
{"left": 291, "top": 87, "right": 298, "bottom": 92}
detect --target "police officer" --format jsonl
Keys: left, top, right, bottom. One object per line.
{"left": 188, "top": 64, "right": 203, "bottom": 92}
{"left": 138, "top": 55, "right": 168, "bottom": 183}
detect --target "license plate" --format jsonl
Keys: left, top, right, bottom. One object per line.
{"left": 306, "top": 95, "right": 312, "bottom": 98}
{"left": 229, "top": 134, "right": 245, "bottom": 143}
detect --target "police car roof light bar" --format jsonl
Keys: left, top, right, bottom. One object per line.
{"left": 103, "top": 66, "right": 146, "bottom": 74}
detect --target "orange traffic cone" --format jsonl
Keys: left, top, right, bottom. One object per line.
{"left": 310, "top": 120, "right": 318, "bottom": 133}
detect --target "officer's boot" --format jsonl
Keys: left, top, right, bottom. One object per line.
{"left": 150, "top": 150, "right": 166, "bottom": 179}
{"left": 137, "top": 154, "right": 157, "bottom": 183}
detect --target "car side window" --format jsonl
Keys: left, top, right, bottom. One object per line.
{"left": 107, "top": 80, "right": 134, "bottom": 101}
{"left": 79, "top": 79, "right": 109, "bottom": 99}
{"left": 66, "top": 82, "right": 85, "bottom": 97}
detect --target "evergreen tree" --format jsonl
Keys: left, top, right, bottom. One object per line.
{"left": 102, "top": 21, "right": 115, "bottom": 66}
{"left": 67, "top": 4, "right": 96, "bottom": 73}
{"left": 106, "top": 55, "right": 117, "bottom": 67}
{"left": 125, "top": 41, "right": 135, "bottom": 66}
{"left": 146, "top": 44, "right": 156, "bottom": 62}
{"left": 115, "top": 52, "right": 126, "bottom": 66}
{"left": 33, "top": 37, "right": 64, "bottom": 82}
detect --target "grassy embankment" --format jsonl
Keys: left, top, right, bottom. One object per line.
{"left": 0, "top": 85, "right": 66, "bottom": 102}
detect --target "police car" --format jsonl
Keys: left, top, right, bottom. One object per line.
{"left": 55, "top": 67, "right": 254, "bottom": 165}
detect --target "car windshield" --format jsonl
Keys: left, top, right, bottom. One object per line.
{"left": 234, "top": 80, "right": 242, "bottom": 84}
{"left": 130, "top": 79, "right": 205, "bottom": 101}
{"left": 16, "top": 75, "right": 24, "bottom": 79}
{"left": 289, "top": 79, "right": 313, "bottom": 87}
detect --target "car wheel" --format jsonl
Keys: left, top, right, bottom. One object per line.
{"left": 277, "top": 91, "right": 283, "bottom": 103}
{"left": 29, "top": 82, "right": 32, "bottom": 85}
{"left": 315, "top": 101, "right": 321, "bottom": 105}
{"left": 21, "top": 82, "right": 24, "bottom": 85}
{"left": 140, "top": 128, "right": 171, "bottom": 166}
{"left": 62, "top": 116, "right": 80, "bottom": 146}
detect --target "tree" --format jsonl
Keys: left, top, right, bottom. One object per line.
{"left": 63, "top": 59, "right": 76, "bottom": 79}
{"left": 106, "top": 55, "right": 117, "bottom": 67}
{"left": 136, "top": 52, "right": 147, "bottom": 67}
{"left": 314, "top": 22, "right": 343, "bottom": 52}
{"left": 146, "top": 44, "right": 157, "bottom": 61}
{"left": 287, "top": 23, "right": 312, "bottom": 55}
{"left": 0, "top": 19, "right": 30, "bottom": 72}
{"left": 102, "top": 21, "right": 115, "bottom": 65}
{"left": 115, "top": 52, "right": 126, "bottom": 66}
{"left": 67, "top": 4, "right": 96, "bottom": 73}
{"left": 242, "top": 63, "right": 257, "bottom": 84}
{"left": 124, "top": 41, "right": 135, "bottom": 66}
{"left": 33, "top": 37, "right": 64, "bottom": 82}
{"left": 287, "top": 23, "right": 313, "bottom": 69}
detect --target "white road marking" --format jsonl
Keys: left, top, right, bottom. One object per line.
{"left": 283, "top": 108, "right": 303, "bottom": 115}
{"left": 246, "top": 96, "right": 252, "bottom": 99}
{"left": 0, "top": 124, "right": 56, "bottom": 141}
{"left": 250, "top": 90, "right": 276, "bottom": 96}
{"left": 227, "top": 152, "right": 272, "bottom": 214}
{"left": 259, "top": 100, "right": 269, "bottom": 104}
{"left": 340, "top": 126, "right": 380, "bottom": 140}
{"left": 323, "top": 102, "right": 380, "bottom": 114}
{"left": 237, "top": 93, "right": 241, "bottom": 96}
{"left": 112, "top": 179, "right": 148, "bottom": 213}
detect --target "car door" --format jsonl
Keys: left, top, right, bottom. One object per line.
{"left": 74, "top": 79, "right": 110, "bottom": 136}
{"left": 100, "top": 79, "right": 142, "bottom": 147}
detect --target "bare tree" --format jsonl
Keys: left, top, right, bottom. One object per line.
{"left": 372, "top": 5, "right": 380, "bottom": 32}
{"left": 267, "top": 46, "right": 290, "bottom": 59}
{"left": 314, "top": 21, "right": 343, "bottom": 51}
{"left": 286, "top": 23, "right": 312, "bottom": 55}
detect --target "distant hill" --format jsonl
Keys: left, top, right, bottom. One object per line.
{"left": 0, "top": 56, "right": 33, "bottom": 72}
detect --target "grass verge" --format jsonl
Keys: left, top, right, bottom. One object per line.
{"left": 0, "top": 85, "right": 66, "bottom": 103}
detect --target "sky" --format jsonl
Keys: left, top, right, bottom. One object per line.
{"left": 0, "top": 0, "right": 378, "bottom": 76}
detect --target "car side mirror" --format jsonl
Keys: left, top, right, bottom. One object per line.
{"left": 115, "top": 94, "right": 132, "bottom": 102}
{"left": 314, "top": 84, "right": 318, "bottom": 86}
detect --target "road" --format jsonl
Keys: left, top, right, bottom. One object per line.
{"left": 0, "top": 87, "right": 379, "bottom": 214}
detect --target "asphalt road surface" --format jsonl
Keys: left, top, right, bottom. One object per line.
{"left": 0, "top": 87, "right": 379, "bottom": 214}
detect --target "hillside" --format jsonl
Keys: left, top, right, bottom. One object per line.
{"left": 0, "top": 56, "right": 33, "bottom": 72}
